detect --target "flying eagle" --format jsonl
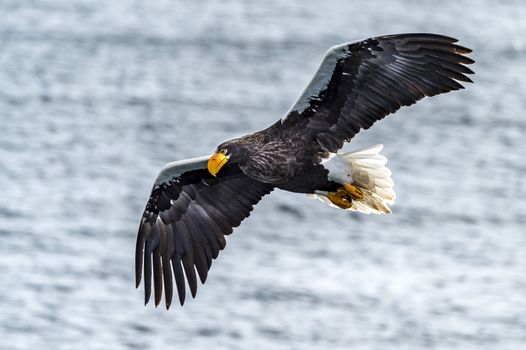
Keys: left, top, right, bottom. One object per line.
{"left": 135, "top": 33, "right": 474, "bottom": 309}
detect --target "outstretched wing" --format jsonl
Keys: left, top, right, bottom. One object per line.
{"left": 280, "top": 33, "right": 474, "bottom": 152}
{"left": 135, "top": 156, "right": 273, "bottom": 309}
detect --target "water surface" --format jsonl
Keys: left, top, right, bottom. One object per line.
{"left": 1, "top": 1, "right": 525, "bottom": 349}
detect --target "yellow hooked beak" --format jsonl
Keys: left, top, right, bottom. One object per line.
{"left": 207, "top": 152, "right": 229, "bottom": 177}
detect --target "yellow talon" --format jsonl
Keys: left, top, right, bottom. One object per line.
{"left": 343, "top": 183, "right": 364, "bottom": 200}
{"left": 326, "top": 184, "right": 365, "bottom": 209}
{"left": 327, "top": 188, "right": 353, "bottom": 209}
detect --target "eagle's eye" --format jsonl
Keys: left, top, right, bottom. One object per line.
{"left": 219, "top": 148, "right": 228, "bottom": 155}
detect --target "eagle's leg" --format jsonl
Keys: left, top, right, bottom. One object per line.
{"left": 342, "top": 183, "right": 364, "bottom": 200}
{"left": 325, "top": 183, "right": 365, "bottom": 209}
{"left": 326, "top": 188, "right": 353, "bottom": 209}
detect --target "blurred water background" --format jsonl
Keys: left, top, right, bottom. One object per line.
{"left": 1, "top": 1, "right": 525, "bottom": 349}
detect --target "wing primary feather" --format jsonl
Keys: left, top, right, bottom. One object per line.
{"left": 161, "top": 224, "right": 174, "bottom": 309}
{"left": 183, "top": 217, "right": 210, "bottom": 284}
{"left": 194, "top": 199, "right": 233, "bottom": 235}
{"left": 187, "top": 205, "right": 222, "bottom": 258}
{"left": 135, "top": 221, "right": 150, "bottom": 288}
{"left": 398, "top": 41, "right": 472, "bottom": 54}
{"left": 153, "top": 245, "right": 163, "bottom": 307}
{"left": 143, "top": 239, "right": 153, "bottom": 305}
{"left": 174, "top": 221, "right": 198, "bottom": 298}
{"left": 172, "top": 222, "right": 187, "bottom": 305}
{"left": 196, "top": 190, "right": 240, "bottom": 228}
{"left": 420, "top": 48, "right": 475, "bottom": 65}
{"left": 186, "top": 211, "right": 214, "bottom": 268}
{"left": 428, "top": 63, "right": 473, "bottom": 83}
{"left": 171, "top": 256, "right": 186, "bottom": 305}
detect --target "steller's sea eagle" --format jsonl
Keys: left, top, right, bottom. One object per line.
{"left": 135, "top": 33, "right": 474, "bottom": 309}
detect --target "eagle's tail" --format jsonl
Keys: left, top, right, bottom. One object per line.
{"left": 342, "top": 144, "right": 396, "bottom": 214}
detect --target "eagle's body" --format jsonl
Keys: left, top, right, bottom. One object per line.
{"left": 218, "top": 124, "right": 336, "bottom": 193}
{"left": 135, "top": 33, "right": 474, "bottom": 309}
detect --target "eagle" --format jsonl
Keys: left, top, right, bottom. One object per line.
{"left": 135, "top": 33, "right": 474, "bottom": 309}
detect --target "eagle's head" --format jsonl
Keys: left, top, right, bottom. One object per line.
{"left": 207, "top": 139, "right": 249, "bottom": 177}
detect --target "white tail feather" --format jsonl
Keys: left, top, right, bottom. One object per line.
{"left": 343, "top": 144, "right": 395, "bottom": 214}
{"left": 313, "top": 144, "right": 396, "bottom": 215}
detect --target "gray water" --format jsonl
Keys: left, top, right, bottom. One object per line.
{"left": 1, "top": 1, "right": 525, "bottom": 349}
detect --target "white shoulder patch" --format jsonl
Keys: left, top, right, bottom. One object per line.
{"left": 281, "top": 43, "right": 349, "bottom": 121}
{"left": 154, "top": 155, "right": 210, "bottom": 187}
